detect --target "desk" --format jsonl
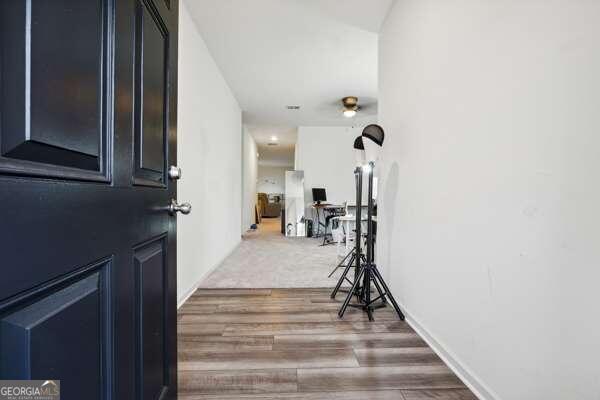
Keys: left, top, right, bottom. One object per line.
{"left": 311, "top": 203, "right": 344, "bottom": 237}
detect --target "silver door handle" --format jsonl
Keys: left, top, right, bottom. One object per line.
{"left": 168, "top": 166, "right": 182, "bottom": 180}
{"left": 169, "top": 199, "right": 192, "bottom": 215}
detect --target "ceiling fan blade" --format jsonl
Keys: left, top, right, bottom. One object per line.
{"left": 358, "top": 103, "right": 378, "bottom": 115}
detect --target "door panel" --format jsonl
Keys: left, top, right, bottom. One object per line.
{"left": 134, "top": 0, "right": 169, "bottom": 187}
{"left": 0, "top": 260, "right": 111, "bottom": 400}
{"left": 0, "top": 0, "right": 110, "bottom": 181}
{"left": 134, "top": 237, "right": 168, "bottom": 400}
{"left": 0, "top": 0, "right": 179, "bottom": 399}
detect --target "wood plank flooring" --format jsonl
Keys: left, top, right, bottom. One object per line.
{"left": 178, "top": 288, "right": 477, "bottom": 400}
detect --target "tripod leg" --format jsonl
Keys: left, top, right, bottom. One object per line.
{"left": 340, "top": 248, "right": 354, "bottom": 265}
{"left": 327, "top": 266, "right": 339, "bottom": 278}
{"left": 338, "top": 266, "right": 365, "bottom": 318}
{"left": 366, "top": 305, "right": 374, "bottom": 321}
{"left": 372, "top": 266, "right": 405, "bottom": 320}
{"left": 372, "top": 276, "right": 387, "bottom": 304}
{"left": 328, "top": 249, "right": 353, "bottom": 277}
{"left": 330, "top": 253, "right": 355, "bottom": 299}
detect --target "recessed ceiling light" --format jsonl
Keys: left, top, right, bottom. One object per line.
{"left": 286, "top": 105, "right": 301, "bottom": 110}
{"left": 270, "top": 136, "right": 278, "bottom": 141}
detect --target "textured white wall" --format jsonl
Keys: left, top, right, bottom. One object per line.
{"left": 177, "top": 1, "right": 242, "bottom": 305}
{"left": 377, "top": 1, "right": 600, "bottom": 399}
{"left": 257, "top": 165, "right": 290, "bottom": 194}
{"left": 242, "top": 127, "right": 258, "bottom": 232}
{"left": 295, "top": 126, "right": 361, "bottom": 215}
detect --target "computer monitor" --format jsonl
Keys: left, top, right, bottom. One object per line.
{"left": 312, "top": 188, "right": 327, "bottom": 204}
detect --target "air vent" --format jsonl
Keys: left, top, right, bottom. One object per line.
{"left": 286, "top": 105, "right": 301, "bottom": 110}
{"left": 267, "top": 142, "right": 279, "bottom": 146}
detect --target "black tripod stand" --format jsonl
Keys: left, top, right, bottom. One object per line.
{"left": 327, "top": 242, "right": 368, "bottom": 278}
{"left": 337, "top": 162, "right": 405, "bottom": 322}
{"left": 328, "top": 167, "right": 364, "bottom": 280}
{"left": 331, "top": 167, "right": 365, "bottom": 299}
{"left": 327, "top": 248, "right": 353, "bottom": 278}
{"left": 330, "top": 246, "right": 368, "bottom": 298}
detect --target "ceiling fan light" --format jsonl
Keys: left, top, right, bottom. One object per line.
{"left": 343, "top": 109, "right": 357, "bottom": 118}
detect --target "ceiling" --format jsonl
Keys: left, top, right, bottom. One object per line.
{"left": 185, "top": 0, "right": 392, "bottom": 127}
{"left": 246, "top": 126, "right": 297, "bottom": 167}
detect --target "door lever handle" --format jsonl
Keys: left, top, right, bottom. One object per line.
{"left": 169, "top": 199, "right": 192, "bottom": 215}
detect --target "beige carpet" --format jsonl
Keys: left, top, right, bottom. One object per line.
{"left": 200, "top": 218, "right": 349, "bottom": 288}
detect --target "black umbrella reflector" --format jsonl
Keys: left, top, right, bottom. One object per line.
{"left": 353, "top": 136, "right": 364, "bottom": 150}
{"left": 362, "top": 124, "right": 385, "bottom": 146}
{"left": 353, "top": 136, "right": 365, "bottom": 167}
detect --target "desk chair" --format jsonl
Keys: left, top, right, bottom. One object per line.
{"left": 330, "top": 217, "right": 346, "bottom": 257}
{"left": 321, "top": 207, "right": 345, "bottom": 246}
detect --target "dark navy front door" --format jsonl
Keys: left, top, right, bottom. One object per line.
{"left": 0, "top": 0, "right": 179, "bottom": 399}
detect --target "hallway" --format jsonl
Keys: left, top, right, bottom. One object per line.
{"left": 178, "top": 288, "right": 477, "bottom": 399}
{"left": 199, "top": 218, "right": 346, "bottom": 288}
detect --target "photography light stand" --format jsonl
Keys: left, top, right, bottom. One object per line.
{"left": 337, "top": 125, "right": 405, "bottom": 322}
{"left": 330, "top": 166, "right": 367, "bottom": 298}
{"left": 330, "top": 136, "right": 369, "bottom": 299}
{"left": 327, "top": 248, "right": 354, "bottom": 278}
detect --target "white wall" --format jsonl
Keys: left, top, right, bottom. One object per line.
{"left": 378, "top": 1, "right": 600, "bottom": 399}
{"left": 257, "top": 165, "right": 290, "bottom": 194}
{"left": 242, "top": 127, "right": 258, "bottom": 232}
{"left": 177, "top": 1, "right": 242, "bottom": 305}
{"left": 295, "top": 126, "right": 361, "bottom": 213}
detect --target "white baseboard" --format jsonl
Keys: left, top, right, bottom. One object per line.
{"left": 177, "top": 276, "right": 204, "bottom": 309}
{"left": 400, "top": 304, "right": 500, "bottom": 400}
{"left": 177, "top": 239, "right": 241, "bottom": 309}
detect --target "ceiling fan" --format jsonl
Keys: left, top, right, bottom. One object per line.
{"left": 340, "top": 96, "right": 377, "bottom": 118}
